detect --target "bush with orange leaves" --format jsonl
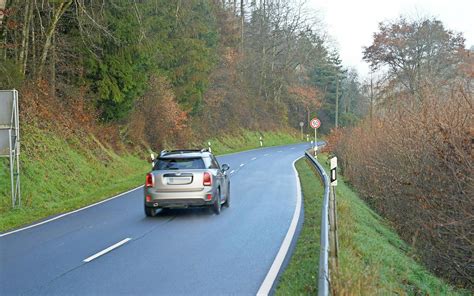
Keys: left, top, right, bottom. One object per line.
{"left": 320, "top": 128, "right": 344, "bottom": 155}
{"left": 335, "top": 86, "right": 473, "bottom": 288}
{"left": 127, "top": 76, "right": 190, "bottom": 150}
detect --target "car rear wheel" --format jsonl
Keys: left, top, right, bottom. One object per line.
{"left": 212, "top": 189, "right": 221, "bottom": 215}
{"left": 223, "top": 184, "right": 230, "bottom": 208}
{"left": 145, "top": 206, "right": 157, "bottom": 217}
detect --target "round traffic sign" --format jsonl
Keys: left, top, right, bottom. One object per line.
{"left": 310, "top": 118, "right": 321, "bottom": 129}
{"left": 299, "top": 121, "right": 304, "bottom": 127}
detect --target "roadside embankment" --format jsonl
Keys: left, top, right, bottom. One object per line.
{"left": 276, "top": 156, "right": 468, "bottom": 295}
{"left": 0, "top": 125, "right": 300, "bottom": 232}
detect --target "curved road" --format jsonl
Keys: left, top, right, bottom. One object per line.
{"left": 0, "top": 143, "right": 313, "bottom": 295}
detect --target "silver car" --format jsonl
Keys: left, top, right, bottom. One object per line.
{"left": 144, "top": 149, "right": 230, "bottom": 216}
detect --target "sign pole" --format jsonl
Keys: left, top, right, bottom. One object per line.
{"left": 314, "top": 127, "right": 317, "bottom": 147}
{"left": 9, "top": 129, "right": 14, "bottom": 207}
{"left": 309, "top": 117, "right": 321, "bottom": 157}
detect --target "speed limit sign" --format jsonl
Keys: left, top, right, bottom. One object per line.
{"left": 310, "top": 118, "right": 321, "bottom": 129}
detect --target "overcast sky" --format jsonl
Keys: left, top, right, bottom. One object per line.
{"left": 308, "top": 0, "right": 474, "bottom": 78}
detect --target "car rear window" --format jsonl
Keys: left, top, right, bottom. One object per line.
{"left": 154, "top": 157, "right": 205, "bottom": 170}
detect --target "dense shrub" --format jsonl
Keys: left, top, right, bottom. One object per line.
{"left": 335, "top": 87, "right": 473, "bottom": 288}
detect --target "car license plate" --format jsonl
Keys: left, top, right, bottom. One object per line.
{"left": 167, "top": 177, "right": 192, "bottom": 185}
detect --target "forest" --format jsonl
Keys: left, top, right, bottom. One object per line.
{"left": 0, "top": 0, "right": 362, "bottom": 149}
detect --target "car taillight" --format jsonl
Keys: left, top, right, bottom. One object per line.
{"left": 203, "top": 172, "right": 212, "bottom": 186}
{"left": 146, "top": 173, "right": 155, "bottom": 188}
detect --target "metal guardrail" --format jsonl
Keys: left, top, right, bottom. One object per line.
{"left": 305, "top": 151, "right": 330, "bottom": 296}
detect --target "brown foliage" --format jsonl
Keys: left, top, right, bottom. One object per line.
{"left": 320, "top": 128, "right": 344, "bottom": 154}
{"left": 336, "top": 87, "right": 473, "bottom": 288}
{"left": 128, "top": 76, "right": 189, "bottom": 150}
{"left": 19, "top": 80, "right": 132, "bottom": 152}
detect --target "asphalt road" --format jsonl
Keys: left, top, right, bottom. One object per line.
{"left": 0, "top": 143, "right": 315, "bottom": 295}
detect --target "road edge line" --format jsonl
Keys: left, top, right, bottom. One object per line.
{"left": 256, "top": 156, "right": 304, "bottom": 296}
{"left": 0, "top": 185, "right": 144, "bottom": 238}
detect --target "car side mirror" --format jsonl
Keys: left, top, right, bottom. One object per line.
{"left": 221, "top": 164, "right": 230, "bottom": 172}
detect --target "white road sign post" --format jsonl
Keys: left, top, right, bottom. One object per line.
{"left": 0, "top": 90, "right": 21, "bottom": 208}
{"left": 310, "top": 118, "right": 320, "bottom": 157}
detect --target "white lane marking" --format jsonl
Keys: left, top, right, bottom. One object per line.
{"left": 83, "top": 238, "right": 131, "bottom": 263}
{"left": 264, "top": 154, "right": 270, "bottom": 157}
{"left": 278, "top": 150, "right": 283, "bottom": 153}
{"left": 251, "top": 157, "right": 257, "bottom": 161}
{"left": 0, "top": 185, "right": 144, "bottom": 238}
{"left": 290, "top": 147, "right": 295, "bottom": 150}
{"left": 230, "top": 170, "right": 235, "bottom": 174}
{"left": 257, "top": 157, "right": 303, "bottom": 296}
{"left": 240, "top": 164, "right": 245, "bottom": 167}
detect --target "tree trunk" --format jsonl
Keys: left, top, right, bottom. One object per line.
{"left": 335, "top": 77, "right": 339, "bottom": 128}
{"left": 0, "top": 0, "right": 7, "bottom": 61}
{"left": 21, "top": 0, "right": 34, "bottom": 76}
{"left": 0, "top": 0, "right": 6, "bottom": 25}
{"left": 37, "top": 0, "right": 72, "bottom": 78}
{"left": 240, "top": 0, "right": 244, "bottom": 53}
{"left": 19, "top": 0, "right": 31, "bottom": 74}
{"left": 31, "top": 23, "right": 36, "bottom": 74}
{"left": 50, "top": 32, "right": 56, "bottom": 98}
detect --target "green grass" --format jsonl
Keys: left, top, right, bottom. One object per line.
{"left": 0, "top": 126, "right": 301, "bottom": 233}
{"left": 276, "top": 158, "right": 323, "bottom": 295}
{"left": 201, "top": 129, "right": 301, "bottom": 155}
{"left": 276, "top": 156, "right": 468, "bottom": 295}
{"left": 0, "top": 124, "right": 149, "bottom": 232}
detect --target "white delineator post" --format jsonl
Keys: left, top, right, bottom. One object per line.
{"left": 150, "top": 153, "right": 155, "bottom": 169}
{"left": 259, "top": 136, "right": 263, "bottom": 147}
{"left": 299, "top": 122, "right": 304, "bottom": 140}
{"left": 330, "top": 156, "right": 337, "bottom": 186}
{"left": 208, "top": 141, "right": 212, "bottom": 153}
{"left": 329, "top": 156, "right": 339, "bottom": 269}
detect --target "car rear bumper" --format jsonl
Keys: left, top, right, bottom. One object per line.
{"left": 144, "top": 188, "right": 215, "bottom": 208}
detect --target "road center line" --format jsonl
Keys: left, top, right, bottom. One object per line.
{"left": 264, "top": 154, "right": 270, "bottom": 157}
{"left": 240, "top": 163, "right": 245, "bottom": 167}
{"left": 230, "top": 170, "right": 235, "bottom": 174}
{"left": 251, "top": 157, "right": 257, "bottom": 161}
{"left": 83, "top": 238, "right": 131, "bottom": 263}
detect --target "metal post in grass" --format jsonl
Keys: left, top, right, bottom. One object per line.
{"left": 0, "top": 90, "right": 21, "bottom": 208}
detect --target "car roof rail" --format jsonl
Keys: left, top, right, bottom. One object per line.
{"left": 160, "top": 149, "right": 210, "bottom": 156}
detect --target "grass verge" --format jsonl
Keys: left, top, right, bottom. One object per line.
{"left": 276, "top": 158, "right": 323, "bottom": 295}
{"left": 0, "top": 124, "right": 149, "bottom": 232}
{"left": 0, "top": 126, "right": 301, "bottom": 233}
{"left": 202, "top": 129, "right": 301, "bottom": 155}
{"left": 276, "top": 156, "right": 468, "bottom": 295}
